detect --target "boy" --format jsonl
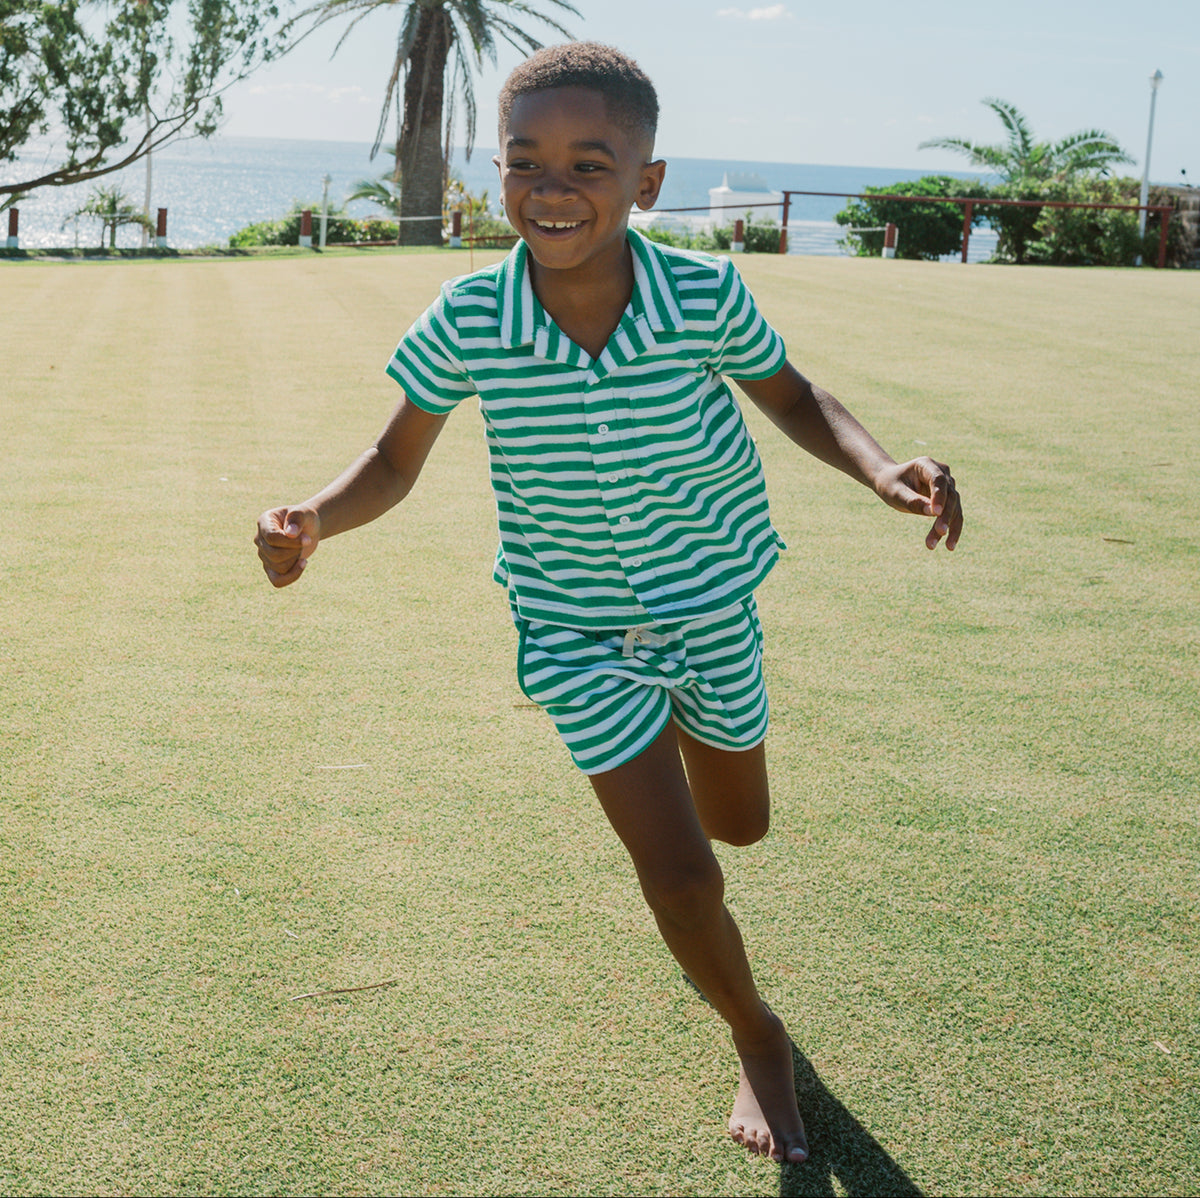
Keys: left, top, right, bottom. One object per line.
{"left": 255, "top": 43, "right": 962, "bottom": 1167}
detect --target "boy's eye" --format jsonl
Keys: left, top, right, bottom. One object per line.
{"left": 575, "top": 162, "right": 604, "bottom": 173}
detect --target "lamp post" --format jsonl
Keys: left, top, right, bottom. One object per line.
{"left": 1137, "top": 70, "right": 1164, "bottom": 255}
{"left": 319, "top": 173, "right": 332, "bottom": 249}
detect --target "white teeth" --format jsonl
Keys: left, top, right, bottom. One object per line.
{"left": 535, "top": 220, "right": 581, "bottom": 229}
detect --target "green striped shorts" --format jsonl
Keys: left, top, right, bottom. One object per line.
{"left": 514, "top": 597, "right": 769, "bottom": 776}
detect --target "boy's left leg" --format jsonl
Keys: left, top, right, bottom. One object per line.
{"left": 587, "top": 724, "right": 808, "bottom": 1164}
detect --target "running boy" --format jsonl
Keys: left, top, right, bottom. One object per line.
{"left": 255, "top": 43, "right": 962, "bottom": 1167}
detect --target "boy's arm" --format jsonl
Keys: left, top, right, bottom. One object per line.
{"left": 736, "top": 362, "right": 962, "bottom": 551}
{"left": 255, "top": 396, "right": 449, "bottom": 588}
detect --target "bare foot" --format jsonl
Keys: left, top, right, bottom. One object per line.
{"left": 729, "top": 1012, "right": 809, "bottom": 1165}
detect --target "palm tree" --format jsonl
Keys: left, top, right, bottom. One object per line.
{"left": 295, "top": 0, "right": 579, "bottom": 245}
{"left": 65, "top": 185, "right": 154, "bottom": 249}
{"left": 919, "top": 98, "right": 1134, "bottom": 183}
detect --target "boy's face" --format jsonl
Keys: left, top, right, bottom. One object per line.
{"left": 494, "top": 86, "right": 665, "bottom": 279}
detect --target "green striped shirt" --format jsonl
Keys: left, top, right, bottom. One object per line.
{"left": 386, "top": 229, "right": 788, "bottom": 631}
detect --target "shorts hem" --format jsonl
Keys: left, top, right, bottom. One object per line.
{"left": 574, "top": 707, "right": 674, "bottom": 776}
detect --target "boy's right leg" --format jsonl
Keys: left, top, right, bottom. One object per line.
{"left": 587, "top": 724, "right": 808, "bottom": 1165}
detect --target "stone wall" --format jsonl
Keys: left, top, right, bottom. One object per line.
{"left": 1152, "top": 186, "right": 1199, "bottom": 267}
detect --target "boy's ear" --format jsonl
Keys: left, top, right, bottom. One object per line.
{"left": 635, "top": 159, "right": 667, "bottom": 211}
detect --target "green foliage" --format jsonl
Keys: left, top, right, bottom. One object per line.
{"left": 983, "top": 180, "right": 1057, "bottom": 264}
{"left": 983, "top": 177, "right": 1188, "bottom": 268}
{"left": 0, "top": 1, "right": 289, "bottom": 201}
{"left": 919, "top": 97, "right": 1134, "bottom": 184}
{"left": 445, "top": 176, "right": 514, "bottom": 246}
{"left": 1020, "top": 178, "right": 1137, "bottom": 267}
{"left": 66, "top": 184, "right": 153, "bottom": 248}
{"left": 730, "top": 213, "right": 781, "bottom": 253}
{"left": 639, "top": 214, "right": 779, "bottom": 254}
{"left": 228, "top": 201, "right": 398, "bottom": 247}
{"left": 1023, "top": 178, "right": 1188, "bottom": 268}
{"left": 835, "top": 177, "right": 984, "bottom": 260}
{"left": 638, "top": 224, "right": 721, "bottom": 251}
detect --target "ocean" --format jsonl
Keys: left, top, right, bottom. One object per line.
{"left": 3, "top": 134, "right": 998, "bottom": 259}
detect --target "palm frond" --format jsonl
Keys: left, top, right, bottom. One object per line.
{"left": 918, "top": 136, "right": 1009, "bottom": 172}
{"left": 982, "top": 97, "right": 1035, "bottom": 161}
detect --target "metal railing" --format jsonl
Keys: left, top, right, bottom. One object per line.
{"left": 644, "top": 192, "right": 1176, "bottom": 266}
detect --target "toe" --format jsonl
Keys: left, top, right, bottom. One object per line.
{"left": 783, "top": 1135, "right": 809, "bottom": 1164}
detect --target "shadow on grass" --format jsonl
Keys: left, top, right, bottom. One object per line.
{"left": 780, "top": 1042, "right": 924, "bottom": 1198}
{"left": 683, "top": 975, "right": 923, "bottom": 1195}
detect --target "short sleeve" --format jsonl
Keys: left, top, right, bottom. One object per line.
{"left": 385, "top": 283, "right": 478, "bottom": 415}
{"left": 707, "top": 257, "right": 787, "bottom": 380}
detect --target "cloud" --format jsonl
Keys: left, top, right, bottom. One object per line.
{"left": 717, "top": 4, "right": 790, "bottom": 19}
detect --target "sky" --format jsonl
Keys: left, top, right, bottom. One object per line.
{"left": 220, "top": 0, "right": 1199, "bottom": 183}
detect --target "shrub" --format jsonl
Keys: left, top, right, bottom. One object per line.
{"left": 458, "top": 212, "right": 518, "bottom": 249}
{"left": 639, "top": 213, "right": 778, "bottom": 254}
{"left": 229, "top": 202, "right": 399, "bottom": 247}
{"left": 991, "top": 177, "right": 1182, "bottom": 268}
{"left": 835, "top": 176, "right": 985, "bottom": 260}
{"left": 985, "top": 180, "right": 1067, "bottom": 263}
{"left": 1024, "top": 179, "right": 1140, "bottom": 266}
{"left": 984, "top": 177, "right": 1187, "bottom": 267}
{"left": 639, "top": 225, "right": 722, "bottom": 251}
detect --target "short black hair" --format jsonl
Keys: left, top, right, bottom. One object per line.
{"left": 498, "top": 42, "right": 659, "bottom": 149}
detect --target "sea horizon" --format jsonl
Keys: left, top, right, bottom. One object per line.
{"left": 3, "top": 133, "right": 998, "bottom": 256}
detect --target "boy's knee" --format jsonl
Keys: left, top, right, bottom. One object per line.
{"left": 639, "top": 854, "right": 725, "bottom": 928}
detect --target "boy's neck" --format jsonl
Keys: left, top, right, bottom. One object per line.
{"left": 527, "top": 230, "right": 635, "bottom": 361}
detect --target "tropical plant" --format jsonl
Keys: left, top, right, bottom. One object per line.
{"left": 347, "top": 171, "right": 403, "bottom": 218}
{"left": 0, "top": 0, "right": 290, "bottom": 203}
{"left": 66, "top": 185, "right": 153, "bottom": 248}
{"left": 835, "top": 176, "right": 985, "bottom": 260}
{"left": 445, "top": 177, "right": 513, "bottom": 246}
{"left": 291, "top": 0, "right": 579, "bottom": 245}
{"left": 919, "top": 98, "right": 1134, "bottom": 185}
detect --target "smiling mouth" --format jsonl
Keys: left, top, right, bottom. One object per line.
{"left": 531, "top": 219, "right": 583, "bottom": 231}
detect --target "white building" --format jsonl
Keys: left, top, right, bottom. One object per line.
{"left": 707, "top": 171, "right": 783, "bottom": 227}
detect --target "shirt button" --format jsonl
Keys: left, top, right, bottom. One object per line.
{"left": 619, "top": 516, "right": 631, "bottom": 525}
{"left": 607, "top": 474, "right": 619, "bottom": 484}
{"left": 597, "top": 423, "right": 609, "bottom": 434}
{"left": 632, "top": 558, "right": 643, "bottom": 568}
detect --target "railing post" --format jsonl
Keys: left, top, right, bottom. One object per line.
{"left": 883, "top": 222, "right": 898, "bottom": 259}
{"left": 6, "top": 207, "right": 17, "bottom": 249}
{"left": 450, "top": 209, "right": 463, "bottom": 248}
{"left": 1156, "top": 205, "right": 1170, "bottom": 268}
{"left": 156, "top": 207, "right": 168, "bottom": 249}
{"left": 299, "top": 209, "right": 313, "bottom": 248}
{"left": 732, "top": 219, "right": 745, "bottom": 253}
{"left": 779, "top": 193, "right": 790, "bottom": 255}
{"left": 960, "top": 201, "right": 973, "bottom": 263}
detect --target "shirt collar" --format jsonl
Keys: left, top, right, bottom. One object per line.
{"left": 496, "top": 228, "right": 686, "bottom": 353}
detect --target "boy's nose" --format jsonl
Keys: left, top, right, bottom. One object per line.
{"left": 532, "top": 171, "right": 578, "bottom": 201}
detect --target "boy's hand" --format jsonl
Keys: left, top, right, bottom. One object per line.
{"left": 255, "top": 506, "right": 320, "bottom": 587}
{"left": 873, "top": 458, "right": 963, "bottom": 551}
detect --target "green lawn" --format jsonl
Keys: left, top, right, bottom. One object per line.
{"left": 2, "top": 250, "right": 1197, "bottom": 1197}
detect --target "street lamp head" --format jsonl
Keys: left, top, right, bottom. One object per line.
{"left": 1150, "top": 69, "right": 1164, "bottom": 89}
